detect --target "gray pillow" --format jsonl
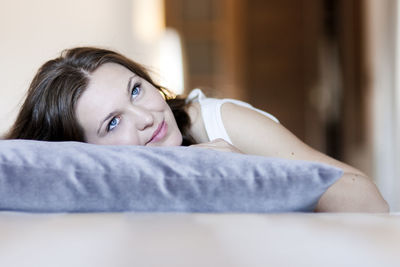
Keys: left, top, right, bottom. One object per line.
{"left": 0, "top": 140, "right": 342, "bottom": 213}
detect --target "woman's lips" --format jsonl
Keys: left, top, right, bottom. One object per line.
{"left": 148, "top": 121, "right": 167, "bottom": 144}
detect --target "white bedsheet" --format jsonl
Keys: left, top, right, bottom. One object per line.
{"left": 0, "top": 212, "right": 399, "bottom": 267}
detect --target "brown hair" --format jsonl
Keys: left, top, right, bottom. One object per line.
{"left": 5, "top": 47, "right": 194, "bottom": 145}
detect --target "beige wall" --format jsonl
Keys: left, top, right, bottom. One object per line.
{"left": 365, "top": 0, "right": 399, "bottom": 211}
{"left": 0, "top": 0, "right": 160, "bottom": 136}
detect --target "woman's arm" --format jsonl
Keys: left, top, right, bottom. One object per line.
{"left": 220, "top": 102, "right": 389, "bottom": 212}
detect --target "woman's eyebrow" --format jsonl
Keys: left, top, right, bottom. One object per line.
{"left": 96, "top": 75, "right": 137, "bottom": 136}
{"left": 126, "top": 75, "right": 136, "bottom": 95}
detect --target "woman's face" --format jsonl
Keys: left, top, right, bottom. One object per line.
{"left": 75, "top": 63, "right": 183, "bottom": 146}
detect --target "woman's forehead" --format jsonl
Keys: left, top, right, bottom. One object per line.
{"left": 90, "top": 63, "right": 134, "bottom": 85}
{"left": 75, "top": 64, "right": 133, "bottom": 126}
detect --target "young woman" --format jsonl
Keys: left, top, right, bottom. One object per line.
{"left": 5, "top": 47, "right": 389, "bottom": 212}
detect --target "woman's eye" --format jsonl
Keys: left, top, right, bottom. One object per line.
{"left": 131, "top": 83, "right": 141, "bottom": 99}
{"left": 107, "top": 116, "right": 121, "bottom": 131}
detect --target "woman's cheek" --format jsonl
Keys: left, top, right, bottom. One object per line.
{"left": 109, "top": 126, "right": 141, "bottom": 145}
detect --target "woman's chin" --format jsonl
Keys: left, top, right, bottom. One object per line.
{"left": 162, "top": 135, "right": 183, "bottom": 146}
{"left": 164, "top": 133, "right": 183, "bottom": 146}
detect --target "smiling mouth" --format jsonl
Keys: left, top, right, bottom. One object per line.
{"left": 146, "top": 121, "right": 167, "bottom": 144}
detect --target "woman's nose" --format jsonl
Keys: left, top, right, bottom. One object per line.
{"left": 128, "top": 106, "right": 154, "bottom": 130}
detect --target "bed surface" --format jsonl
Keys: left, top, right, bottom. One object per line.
{"left": 0, "top": 212, "right": 399, "bottom": 267}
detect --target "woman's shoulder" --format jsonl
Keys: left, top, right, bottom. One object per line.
{"left": 186, "top": 89, "right": 279, "bottom": 123}
{"left": 185, "top": 89, "right": 235, "bottom": 143}
{"left": 184, "top": 88, "right": 280, "bottom": 144}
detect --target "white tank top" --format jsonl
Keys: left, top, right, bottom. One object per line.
{"left": 186, "top": 89, "right": 279, "bottom": 144}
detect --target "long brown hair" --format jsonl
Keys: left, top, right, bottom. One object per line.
{"left": 5, "top": 47, "right": 194, "bottom": 145}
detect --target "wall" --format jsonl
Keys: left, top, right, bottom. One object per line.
{"left": 0, "top": 0, "right": 159, "bottom": 136}
{"left": 165, "top": 0, "right": 323, "bottom": 143}
{"left": 364, "top": 0, "right": 399, "bottom": 211}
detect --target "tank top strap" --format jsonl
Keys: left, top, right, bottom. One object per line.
{"left": 186, "top": 89, "right": 279, "bottom": 144}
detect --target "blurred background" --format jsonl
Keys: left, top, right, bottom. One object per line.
{"left": 0, "top": 0, "right": 399, "bottom": 211}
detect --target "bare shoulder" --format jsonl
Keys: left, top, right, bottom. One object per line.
{"left": 185, "top": 102, "right": 209, "bottom": 143}
{"left": 220, "top": 101, "right": 365, "bottom": 175}
{"left": 221, "top": 102, "right": 280, "bottom": 139}
{"left": 220, "top": 102, "right": 287, "bottom": 156}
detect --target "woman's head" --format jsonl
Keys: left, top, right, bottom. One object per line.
{"left": 6, "top": 47, "right": 189, "bottom": 145}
